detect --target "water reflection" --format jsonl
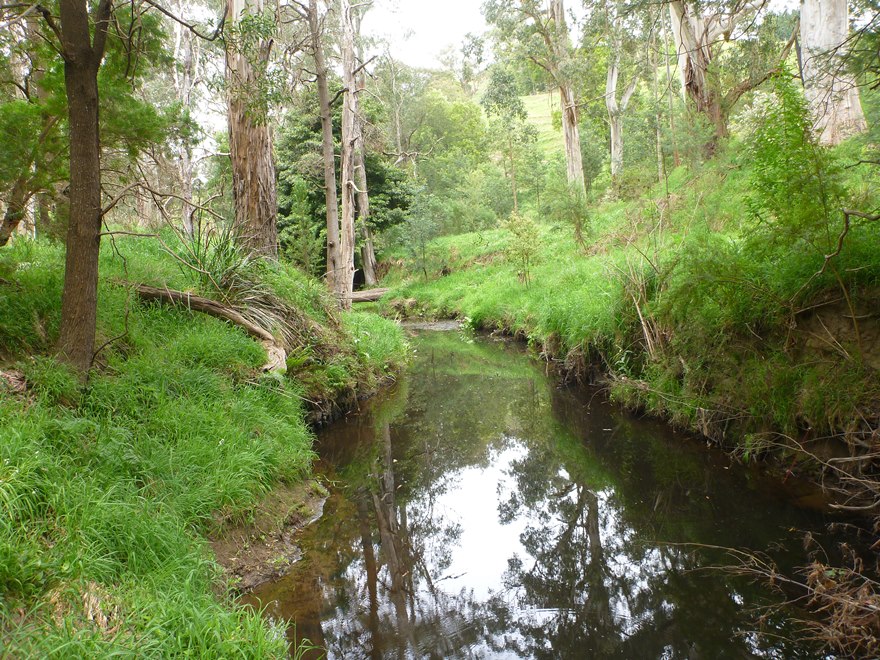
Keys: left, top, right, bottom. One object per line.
{"left": 245, "top": 332, "right": 829, "bottom": 659}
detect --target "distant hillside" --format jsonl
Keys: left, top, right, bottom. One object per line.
{"left": 521, "top": 92, "right": 564, "bottom": 157}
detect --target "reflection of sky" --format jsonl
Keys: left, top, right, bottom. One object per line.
{"left": 254, "top": 334, "right": 832, "bottom": 659}
{"left": 433, "top": 443, "right": 531, "bottom": 600}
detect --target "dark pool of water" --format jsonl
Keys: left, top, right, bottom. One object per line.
{"left": 245, "top": 330, "right": 838, "bottom": 659}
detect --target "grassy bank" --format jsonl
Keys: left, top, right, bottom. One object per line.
{"left": 0, "top": 236, "right": 407, "bottom": 656}
{"left": 382, "top": 140, "right": 880, "bottom": 491}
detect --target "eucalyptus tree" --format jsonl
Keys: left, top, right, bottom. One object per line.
{"left": 298, "top": 0, "right": 348, "bottom": 301}
{"left": 481, "top": 66, "right": 537, "bottom": 213}
{"left": 484, "top": 0, "right": 586, "bottom": 193}
{"left": 800, "top": 0, "right": 867, "bottom": 144}
{"left": 338, "top": 0, "right": 362, "bottom": 306}
{"left": 351, "top": 10, "right": 378, "bottom": 286}
{"left": 225, "top": 0, "right": 278, "bottom": 256}
{"left": 590, "top": 0, "right": 641, "bottom": 185}
{"left": 667, "top": 0, "right": 797, "bottom": 150}
{"left": 372, "top": 53, "right": 432, "bottom": 171}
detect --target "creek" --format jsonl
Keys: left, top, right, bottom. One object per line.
{"left": 244, "top": 328, "right": 837, "bottom": 658}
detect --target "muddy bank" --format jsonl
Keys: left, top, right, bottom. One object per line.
{"left": 210, "top": 480, "right": 328, "bottom": 593}
{"left": 212, "top": 340, "right": 409, "bottom": 592}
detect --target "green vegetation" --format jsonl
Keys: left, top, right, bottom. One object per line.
{"left": 521, "top": 92, "right": 564, "bottom": 157}
{"left": 0, "top": 237, "right": 407, "bottom": 656}
{"left": 384, "top": 121, "right": 880, "bottom": 472}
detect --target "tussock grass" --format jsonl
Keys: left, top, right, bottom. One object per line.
{"left": 0, "top": 235, "right": 407, "bottom": 656}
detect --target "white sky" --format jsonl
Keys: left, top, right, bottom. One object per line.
{"left": 362, "top": 0, "right": 800, "bottom": 71}
{"left": 362, "top": 0, "right": 488, "bottom": 69}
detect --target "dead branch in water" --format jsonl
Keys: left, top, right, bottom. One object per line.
{"left": 675, "top": 541, "right": 880, "bottom": 658}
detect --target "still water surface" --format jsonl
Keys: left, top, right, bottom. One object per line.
{"left": 245, "top": 329, "right": 832, "bottom": 659}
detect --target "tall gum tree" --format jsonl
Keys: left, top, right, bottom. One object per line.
{"left": 484, "top": 0, "right": 586, "bottom": 193}
{"left": 549, "top": 0, "right": 585, "bottom": 192}
{"left": 668, "top": 0, "right": 796, "bottom": 149}
{"left": 602, "top": 0, "right": 638, "bottom": 185}
{"left": 303, "top": 0, "right": 344, "bottom": 304}
{"left": 800, "top": 0, "right": 867, "bottom": 145}
{"left": 225, "top": 0, "right": 278, "bottom": 257}
{"left": 338, "top": 0, "right": 362, "bottom": 308}
{"left": 353, "top": 11, "right": 377, "bottom": 286}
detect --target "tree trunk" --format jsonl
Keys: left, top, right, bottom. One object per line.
{"left": 56, "top": 0, "right": 109, "bottom": 375}
{"left": 338, "top": 0, "right": 360, "bottom": 310}
{"left": 559, "top": 84, "right": 585, "bottom": 191}
{"left": 353, "top": 22, "right": 377, "bottom": 287}
{"left": 308, "top": 0, "right": 343, "bottom": 302}
{"left": 360, "top": 225, "right": 378, "bottom": 286}
{"left": 609, "top": 113, "right": 624, "bottom": 180}
{"left": 669, "top": 0, "right": 760, "bottom": 148}
{"left": 605, "top": 22, "right": 637, "bottom": 186}
{"left": 548, "top": 0, "right": 586, "bottom": 192}
{"left": 0, "top": 177, "right": 32, "bottom": 247}
{"left": 668, "top": 0, "right": 725, "bottom": 147}
{"left": 355, "top": 139, "right": 377, "bottom": 286}
{"left": 356, "top": 149, "right": 378, "bottom": 286}
{"left": 800, "top": 0, "right": 867, "bottom": 145}
{"left": 173, "top": 3, "right": 198, "bottom": 238}
{"left": 508, "top": 135, "right": 519, "bottom": 213}
{"left": 226, "top": 0, "right": 277, "bottom": 258}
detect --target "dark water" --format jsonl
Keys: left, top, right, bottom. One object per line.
{"left": 245, "top": 330, "right": 835, "bottom": 659}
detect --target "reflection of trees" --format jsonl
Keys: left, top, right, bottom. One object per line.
{"left": 486, "top": 385, "right": 824, "bottom": 659}
{"left": 250, "top": 334, "right": 826, "bottom": 659}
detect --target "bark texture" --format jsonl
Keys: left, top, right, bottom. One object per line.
{"left": 669, "top": 0, "right": 725, "bottom": 138}
{"left": 669, "top": 0, "right": 793, "bottom": 148}
{"left": 308, "top": 0, "right": 343, "bottom": 302}
{"left": 605, "top": 23, "right": 637, "bottom": 183}
{"left": 226, "top": 0, "right": 277, "bottom": 257}
{"left": 800, "top": 0, "right": 867, "bottom": 145}
{"left": 56, "top": 0, "right": 112, "bottom": 375}
{"left": 549, "top": 0, "right": 585, "bottom": 192}
{"left": 354, "top": 30, "right": 377, "bottom": 286}
{"left": 338, "top": 0, "right": 360, "bottom": 309}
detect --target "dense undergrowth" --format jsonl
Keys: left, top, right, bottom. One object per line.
{"left": 0, "top": 235, "right": 407, "bottom": 656}
{"left": 383, "top": 131, "right": 880, "bottom": 495}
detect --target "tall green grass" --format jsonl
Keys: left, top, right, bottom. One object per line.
{"left": 0, "top": 235, "right": 407, "bottom": 656}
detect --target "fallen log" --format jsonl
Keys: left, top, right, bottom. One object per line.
{"left": 125, "top": 283, "right": 286, "bottom": 373}
{"left": 348, "top": 287, "right": 389, "bottom": 303}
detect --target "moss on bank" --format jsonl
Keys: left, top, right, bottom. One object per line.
{"left": 383, "top": 144, "right": 880, "bottom": 490}
{"left": 0, "top": 237, "right": 407, "bottom": 657}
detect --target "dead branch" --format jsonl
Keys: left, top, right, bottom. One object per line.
{"left": 123, "top": 282, "right": 286, "bottom": 372}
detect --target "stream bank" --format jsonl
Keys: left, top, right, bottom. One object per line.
{"left": 381, "top": 222, "right": 880, "bottom": 515}
{"left": 244, "top": 328, "right": 851, "bottom": 658}
{"left": 0, "top": 239, "right": 410, "bottom": 656}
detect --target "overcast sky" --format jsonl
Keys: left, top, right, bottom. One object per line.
{"left": 361, "top": 0, "right": 488, "bottom": 69}
{"left": 361, "top": 0, "right": 800, "bottom": 71}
